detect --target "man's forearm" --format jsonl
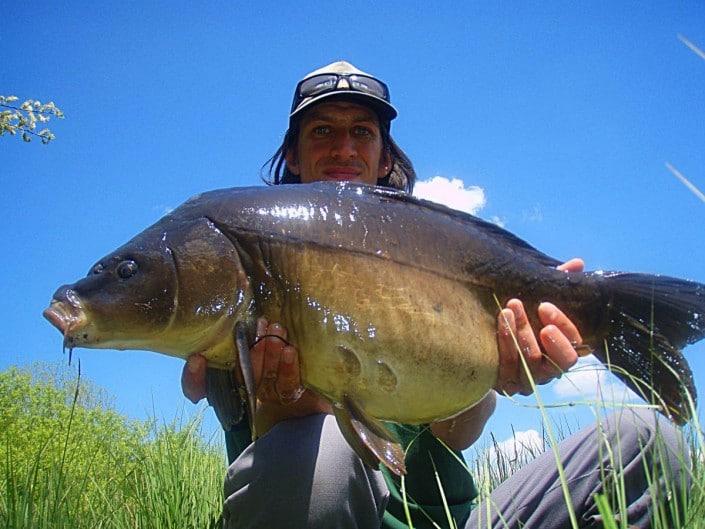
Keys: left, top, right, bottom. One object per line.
{"left": 430, "top": 391, "right": 497, "bottom": 451}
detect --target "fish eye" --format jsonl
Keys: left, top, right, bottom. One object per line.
{"left": 116, "top": 260, "right": 138, "bottom": 279}
{"left": 89, "top": 263, "right": 104, "bottom": 275}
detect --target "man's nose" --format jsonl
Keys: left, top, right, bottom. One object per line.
{"left": 330, "top": 132, "right": 356, "bottom": 158}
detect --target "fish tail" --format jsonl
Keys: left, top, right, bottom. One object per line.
{"left": 592, "top": 272, "right": 705, "bottom": 423}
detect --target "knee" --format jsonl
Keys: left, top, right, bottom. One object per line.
{"left": 601, "top": 408, "right": 687, "bottom": 454}
{"left": 599, "top": 408, "right": 690, "bottom": 485}
{"left": 223, "top": 413, "right": 388, "bottom": 528}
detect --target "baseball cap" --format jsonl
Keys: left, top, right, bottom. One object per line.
{"left": 289, "top": 60, "right": 397, "bottom": 124}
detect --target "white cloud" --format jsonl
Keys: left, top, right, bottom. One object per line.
{"left": 552, "top": 355, "right": 639, "bottom": 404}
{"left": 482, "top": 429, "right": 544, "bottom": 467}
{"left": 489, "top": 215, "right": 506, "bottom": 228}
{"left": 413, "top": 176, "right": 486, "bottom": 215}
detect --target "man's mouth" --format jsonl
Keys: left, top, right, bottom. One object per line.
{"left": 322, "top": 167, "right": 362, "bottom": 181}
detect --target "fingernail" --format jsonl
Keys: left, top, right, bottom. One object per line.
{"left": 541, "top": 303, "right": 558, "bottom": 322}
{"left": 502, "top": 309, "right": 514, "bottom": 326}
{"left": 283, "top": 346, "right": 295, "bottom": 364}
{"left": 511, "top": 303, "right": 524, "bottom": 319}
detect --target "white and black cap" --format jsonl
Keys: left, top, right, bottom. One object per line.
{"left": 289, "top": 60, "right": 397, "bottom": 124}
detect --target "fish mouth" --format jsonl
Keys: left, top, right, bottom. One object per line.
{"left": 43, "top": 300, "right": 88, "bottom": 343}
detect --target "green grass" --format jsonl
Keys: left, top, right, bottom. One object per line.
{"left": 2, "top": 362, "right": 702, "bottom": 528}
{"left": 0, "top": 363, "right": 225, "bottom": 529}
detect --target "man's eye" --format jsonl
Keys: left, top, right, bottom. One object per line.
{"left": 312, "top": 126, "right": 330, "bottom": 136}
{"left": 353, "top": 126, "right": 373, "bottom": 137}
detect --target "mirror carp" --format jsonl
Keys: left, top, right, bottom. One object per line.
{"left": 44, "top": 182, "right": 705, "bottom": 475}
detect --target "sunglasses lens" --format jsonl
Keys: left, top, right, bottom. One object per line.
{"left": 298, "top": 75, "right": 338, "bottom": 98}
{"left": 348, "top": 75, "right": 388, "bottom": 99}
{"left": 293, "top": 73, "right": 391, "bottom": 114}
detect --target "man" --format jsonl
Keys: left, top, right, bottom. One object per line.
{"left": 183, "top": 61, "right": 686, "bottom": 529}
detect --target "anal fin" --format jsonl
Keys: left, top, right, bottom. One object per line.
{"left": 333, "top": 395, "right": 406, "bottom": 476}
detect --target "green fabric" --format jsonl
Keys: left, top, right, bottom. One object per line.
{"left": 381, "top": 423, "right": 477, "bottom": 529}
{"left": 223, "top": 420, "right": 477, "bottom": 529}
{"left": 224, "top": 421, "right": 253, "bottom": 463}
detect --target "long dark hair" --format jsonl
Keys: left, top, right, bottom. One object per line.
{"left": 262, "top": 118, "right": 416, "bottom": 194}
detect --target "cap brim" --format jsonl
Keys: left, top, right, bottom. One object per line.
{"left": 290, "top": 91, "right": 397, "bottom": 124}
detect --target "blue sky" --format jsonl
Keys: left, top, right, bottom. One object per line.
{"left": 2, "top": 2, "right": 705, "bottom": 459}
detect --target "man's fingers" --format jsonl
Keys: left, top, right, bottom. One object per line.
{"left": 275, "top": 345, "right": 305, "bottom": 404}
{"left": 538, "top": 302, "right": 582, "bottom": 345}
{"left": 505, "top": 300, "right": 561, "bottom": 394}
{"left": 252, "top": 322, "right": 293, "bottom": 402}
{"left": 250, "top": 338, "right": 265, "bottom": 388}
{"left": 539, "top": 325, "right": 578, "bottom": 375}
{"left": 495, "top": 294, "right": 584, "bottom": 396}
{"left": 507, "top": 299, "right": 542, "bottom": 364}
{"left": 182, "top": 354, "right": 207, "bottom": 403}
{"left": 260, "top": 323, "right": 286, "bottom": 379}
{"left": 533, "top": 305, "right": 580, "bottom": 383}
{"left": 557, "top": 258, "right": 584, "bottom": 273}
{"left": 496, "top": 307, "right": 518, "bottom": 392}
{"left": 256, "top": 317, "right": 268, "bottom": 337}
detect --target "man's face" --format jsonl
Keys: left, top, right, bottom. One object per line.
{"left": 285, "top": 101, "right": 390, "bottom": 185}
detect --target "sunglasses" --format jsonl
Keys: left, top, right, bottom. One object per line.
{"left": 291, "top": 73, "right": 391, "bottom": 113}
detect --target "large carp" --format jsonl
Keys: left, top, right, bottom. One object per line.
{"left": 44, "top": 182, "right": 704, "bottom": 475}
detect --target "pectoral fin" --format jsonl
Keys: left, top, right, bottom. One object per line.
{"left": 205, "top": 366, "right": 245, "bottom": 429}
{"left": 204, "top": 321, "right": 257, "bottom": 440}
{"left": 235, "top": 320, "right": 258, "bottom": 440}
{"left": 332, "top": 395, "right": 406, "bottom": 476}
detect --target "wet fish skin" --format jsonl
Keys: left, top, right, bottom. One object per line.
{"left": 44, "top": 182, "right": 705, "bottom": 473}
{"left": 47, "top": 214, "right": 251, "bottom": 364}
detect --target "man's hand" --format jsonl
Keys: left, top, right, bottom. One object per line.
{"left": 181, "top": 318, "right": 306, "bottom": 405}
{"left": 182, "top": 354, "right": 207, "bottom": 404}
{"left": 432, "top": 258, "right": 585, "bottom": 450}
{"left": 249, "top": 318, "right": 305, "bottom": 405}
{"left": 181, "top": 318, "right": 329, "bottom": 434}
{"left": 494, "top": 258, "right": 585, "bottom": 396}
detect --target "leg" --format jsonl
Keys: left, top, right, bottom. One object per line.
{"left": 466, "top": 409, "right": 690, "bottom": 529}
{"left": 223, "top": 413, "right": 389, "bottom": 529}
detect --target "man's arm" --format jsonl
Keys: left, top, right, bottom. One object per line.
{"left": 430, "top": 390, "right": 497, "bottom": 450}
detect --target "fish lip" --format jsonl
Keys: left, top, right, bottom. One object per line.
{"left": 43, "top": 300, "right": 87, "bottom": 338}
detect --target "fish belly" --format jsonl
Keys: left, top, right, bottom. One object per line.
{"left": 269, "top": 246, "right": 499, "bottom": 424}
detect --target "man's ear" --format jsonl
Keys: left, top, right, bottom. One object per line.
{"left": 378, "top": 150, "right": 392, "bottom": 178}
{"left": 285, "top": 149, "right": 300, "bottom": 175}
